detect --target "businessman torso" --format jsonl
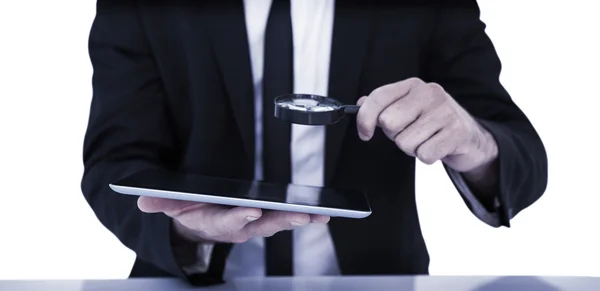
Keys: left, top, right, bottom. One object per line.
{"left": 89, "top": 0, "right": 497, "bottom": 278}
{"left": 140, "top": 0, "right": 431, "bottom": 274}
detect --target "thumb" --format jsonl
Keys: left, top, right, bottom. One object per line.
{"left": 357, "top": 95, "right": 367, "bottom": 106}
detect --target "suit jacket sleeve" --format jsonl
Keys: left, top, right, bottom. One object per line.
{"left": 81, "top": 1, "right": 229, "bottom": 285}
{"left": 424, "top": 1, "right": 548, "bottom": 227}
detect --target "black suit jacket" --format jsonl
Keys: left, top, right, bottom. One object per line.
{"left": 81, "top": 0, "right": 548, "bottom": 286}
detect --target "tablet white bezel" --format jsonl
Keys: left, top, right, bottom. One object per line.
{"left": 109, "top": 184, "right": 372, "bottom": 219}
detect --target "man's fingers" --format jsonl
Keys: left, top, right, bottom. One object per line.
{"left": 309, "top": 214, "right": 331, "bottom": 223}
{"left": 393, "top": 112, "right": 445, "bottom": 156}
{"left": 377, "top": 96, "right": 423, "bottom": 140}
{"left": 137, "top": 196, "right": 195, "bottom": 214}
{"left": 173, "top": 204, "right": 262, "bottom": 235}
{"left": 356, "top": 78, "right": 421, "bottom": 140}
{"left": 243, "top": 211, "right": 311, "bottom": 237}
{"left": 216, "top": 206, "right": 264, "bottom": 233}
{"left": 415, "top": 128, "right": 457, "bottom": 166}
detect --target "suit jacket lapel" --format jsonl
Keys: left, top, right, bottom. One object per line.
{"left": 206, "top": 1, "right": 256, "bottom": 166}
{"left": 325, "top": 2, "right": 372, "bottom": 184}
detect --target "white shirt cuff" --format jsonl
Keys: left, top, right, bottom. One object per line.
{"left": 446, "top": 166, "right": 502, "bottom": 227}
{"left": 181, "top": 243, "right": 215, "bottom": 275}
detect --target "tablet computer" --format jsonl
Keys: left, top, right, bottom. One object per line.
{"left": 109, "top": 169, "right": 371, "bottom": 219}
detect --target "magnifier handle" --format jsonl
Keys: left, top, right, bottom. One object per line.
{"left": 343, "top": 105, "right": 361, "bottom": 114}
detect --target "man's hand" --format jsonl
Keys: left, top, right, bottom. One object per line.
{"left": 138, "top": 197, "right": 330, "bottom": 243}
{"left": 356, "top": 77, "right": 498, "bottom": 173}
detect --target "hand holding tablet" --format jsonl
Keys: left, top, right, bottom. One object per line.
{"left": 110, "top": 169, "right": 371, "bottom": 243}
{"left": 137, "top": 196, "right": 330, "bottom": 244}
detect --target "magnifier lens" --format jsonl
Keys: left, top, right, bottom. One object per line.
{"left": 308, "top": 105, "right": 336, "bottom": 112}
{"left": 274, "top": 94, "right": 356, "bottom": 126}
{"left": 278, "top": 97, "right": 338, "bottom": 112}
{"left": 293, "top": 99, "right": 319, "bottom": 107}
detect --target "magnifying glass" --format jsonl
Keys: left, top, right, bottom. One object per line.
{"left": 273, "top": 94, "right": 360, "bottom": 126}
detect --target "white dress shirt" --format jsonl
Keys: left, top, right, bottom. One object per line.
{"left": 222, "top": 0, "right": 339, "bottom": 278}
{"left": 181, "top": 0, "right": 500, "bottom": 277}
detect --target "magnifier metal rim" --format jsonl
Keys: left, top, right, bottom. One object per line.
{"left": 273, "top": 94, "right": 346, "bottom": 125}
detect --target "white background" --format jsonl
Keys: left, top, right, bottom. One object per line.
{"left": 0, "top": 0, "right": 598, "bottom": 280}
